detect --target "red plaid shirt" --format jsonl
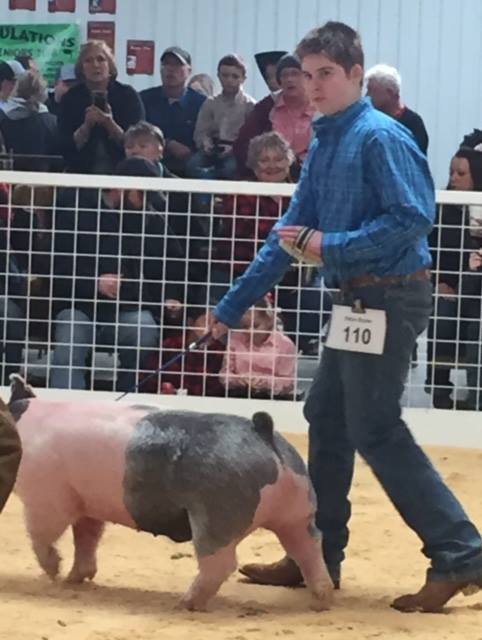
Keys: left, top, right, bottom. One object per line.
{"left": 215, "top": 194, "right": 291, "bottom": 276}
{"left": 142, "top": 332, "right": 226, "bottom": 396}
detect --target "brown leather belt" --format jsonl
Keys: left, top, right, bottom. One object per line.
{"left": 340, "top": 267, "right": 431, "bottom": 291}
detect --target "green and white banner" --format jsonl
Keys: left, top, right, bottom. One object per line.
{"left": 0, "top": 23, "right": 80, "bottom": 84}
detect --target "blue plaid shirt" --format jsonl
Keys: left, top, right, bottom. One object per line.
{"left": 215, "top": 97, "right": 435, "bottom": 327}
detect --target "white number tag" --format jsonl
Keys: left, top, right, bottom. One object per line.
{"left": 326, "top": 304, "right": 387, "bottom": 355}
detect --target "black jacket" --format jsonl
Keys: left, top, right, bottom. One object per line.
{"left": 0, "top": 219, "right": 29, "bottom": 310}
{"left": 429, "top": 204, "right": 477, "bottom": 291}
{"left": 51, "top": 189, "right": 185, "bottom": 321}
{"left": 58, "top": 81, "right": 144, "bottom": 173}
{"left": 0, "top": 107, "right": 60, "bottom": 172}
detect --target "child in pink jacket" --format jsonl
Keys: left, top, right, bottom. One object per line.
{"left": 220, "top": 297, "right": 297, "bottom": 399}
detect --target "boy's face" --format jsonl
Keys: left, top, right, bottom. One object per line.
{"left": 218, "top": 64, "right": 245, "bottom": 96}
{"left": 125, "top": 135, "right": 163, "bottom": 162}
{"left": 279, "top": 67, "right": 304, "bottom": 99}
{"left": 301, "top": 52, "right": 363, "bottom": 115}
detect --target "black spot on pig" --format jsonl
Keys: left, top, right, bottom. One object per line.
{"left": 123, "top": 411, "right": 281, "bottom": 556}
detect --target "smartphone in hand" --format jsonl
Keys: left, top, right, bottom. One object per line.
{"left": 92, "top": 91, "right": 109, "bottom": 112}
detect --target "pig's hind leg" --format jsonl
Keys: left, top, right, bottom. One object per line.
{"left": 181, "top": 542, "right": 238, "bottom": 611}
{"left": 275, "top": 518, "right": 334, "bottom": 611}
{"left": 180, "top": 510, "right": 238, "bottom": 611}
{"left": 66, "top": 517, "right": 105, "bottom": 584}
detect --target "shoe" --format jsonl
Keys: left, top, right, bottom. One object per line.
{"left": 391, "top": 575, "right": 482, "bottom": 613}
{"left": 238, "top": 555, "right": 340, "bottom": 589}
{"left": 299, "top": 339, "right": 321, "bottom": 357}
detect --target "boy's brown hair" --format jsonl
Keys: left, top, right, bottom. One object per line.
{"left": 217, "top": 54, "right": 247, "bottom": 77}
{"left": 124, "top": 121, "right": 165, "bottom": 147}
{"left": 295, "top": 21, "right": 364, "bottom": 74}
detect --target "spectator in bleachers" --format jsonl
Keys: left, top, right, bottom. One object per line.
{"left": 46, "top": 64, "right": 78, "bottom": 117}
{"left": 458, "top": 243, "right": 482, "bottom": 410}
{"left": 425, "top": 145, "right": 482, "bottom": 408}
{"left": 142, "top": 307, "right": 225, "bottom": 396}
{"left": 58, "top": 40, "right": 144, "bottom": 174}
{"left": 124, "top": 120, "right": 167, "bottom": 171}
{"left": 189, "top": 54, "right": 255, "bottom": 180}
{"left": 254, "top": 50, "right": 287, "bottom": 93}
{"left": 188, "top": 73, "right": 215, "bottom": 97}
{"left": 0, "top": 71, "right": 60, "bottom": 172}
{"left": 233, "top": 54, "right": 314, "bottom": 176}
{"left": 122, "top": 119, "right": 205, "bottom": 280}
{"left": 220, "top": 296, "right": 296, "bottom": 399}
{"left": 15, "top": 54, "right": 39, "bottom": 74}
{"left": 0, "top": 60, "right": 25, "bottom": 111}
{"left": 215, "top": 131, "right": 330, "bottom": 355}
{"left": 455, "top": 141, "right": 482, "bottom": 410}
{"left": 49, "top": 157, "right": 185, "bottom": 392}
{"left": 141, "top": 46, "right": 206, "bottom": 175}
{"left": 9, "top": 185, "right": 55, "bottom": 347}
{"left": 365, "top": 64, "right": 429, "bottom": 154}
{"left": 0, "top": 185, "right": 27, "bottom": 384}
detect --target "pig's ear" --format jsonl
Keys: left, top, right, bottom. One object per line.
{"left": 9, "top": 374, "right": 36, "bottom": 403}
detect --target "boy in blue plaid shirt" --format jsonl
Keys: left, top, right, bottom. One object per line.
{"left": 210, "top": 22, "right": 482, "bottom": 612}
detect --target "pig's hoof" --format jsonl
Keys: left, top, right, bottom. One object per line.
{"left": 310, "top": 588, "right": 334, "bottom": 612}
{"left": 37, "top": 546, "right": 61, "bottom": 579}
{"left": 178, "top": 595, "right": 209, "bottom": 612}
{"left": 66, "top": 563, "right": 97, "bottom": 584}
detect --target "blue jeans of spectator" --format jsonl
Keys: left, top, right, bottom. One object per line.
{"left": 305, "top": 279, "right": 482, "bottom": 581}
{"left": 277, "top": 273, "right": 332, "bottom": 350}
{"left": 187, "top": 150, "right": 237, "bottom": 181}
{"left": 425, "top": 296, "right": 460, "bottom": 397}
{"left": 463, "top": 319, "right": 482, "bottom": 408}
{"left": 0, "top": 297, "right": 26, "bottom": 384}
{"left": 50, "top": 308, "right": 159, "bottom": 392}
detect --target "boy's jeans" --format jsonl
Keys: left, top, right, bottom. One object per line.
{"left": 305, "top": 279, "right": 482, "bottom": 581}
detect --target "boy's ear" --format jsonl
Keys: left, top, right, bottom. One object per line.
{"left": 349, "top": 63, "right": 364, "bottom": 84}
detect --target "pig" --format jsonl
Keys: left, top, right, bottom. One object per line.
{"left": 8, "top": 375, "right": 333, "bottom": 611}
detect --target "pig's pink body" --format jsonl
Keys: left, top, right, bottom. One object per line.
{"left": 15, "top": 399, "right": 149, "bottom": 528}
{"left": 10, "top": 392, "right": 333, "bottom": 611}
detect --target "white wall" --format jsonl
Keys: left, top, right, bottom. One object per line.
{"left": 1, "top": 0, "right": 481, "bottom": 187}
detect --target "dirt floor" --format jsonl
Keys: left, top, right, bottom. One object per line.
{"left": 0, "top": 434, "right": 481, "bottom": 640}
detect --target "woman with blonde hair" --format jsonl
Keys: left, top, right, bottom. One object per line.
{"left": 58, "top": 40, "right": 144, "bottom": 173}
{"left": 0, "top": 70, "right": 59, "bottom": 171}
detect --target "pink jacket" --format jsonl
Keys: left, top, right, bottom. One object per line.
{"left": 220, "top": 330, "right": 296, "bottom": 396}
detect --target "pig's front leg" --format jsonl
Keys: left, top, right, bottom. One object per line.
{"left": 180, "top": 541, "right": 238, "bottom": 611}
{"left": 25, "top": 504, "right": 72, "bottom": 579}
{"left": 66, "top": 517, "right": 105, "bottom": 584}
